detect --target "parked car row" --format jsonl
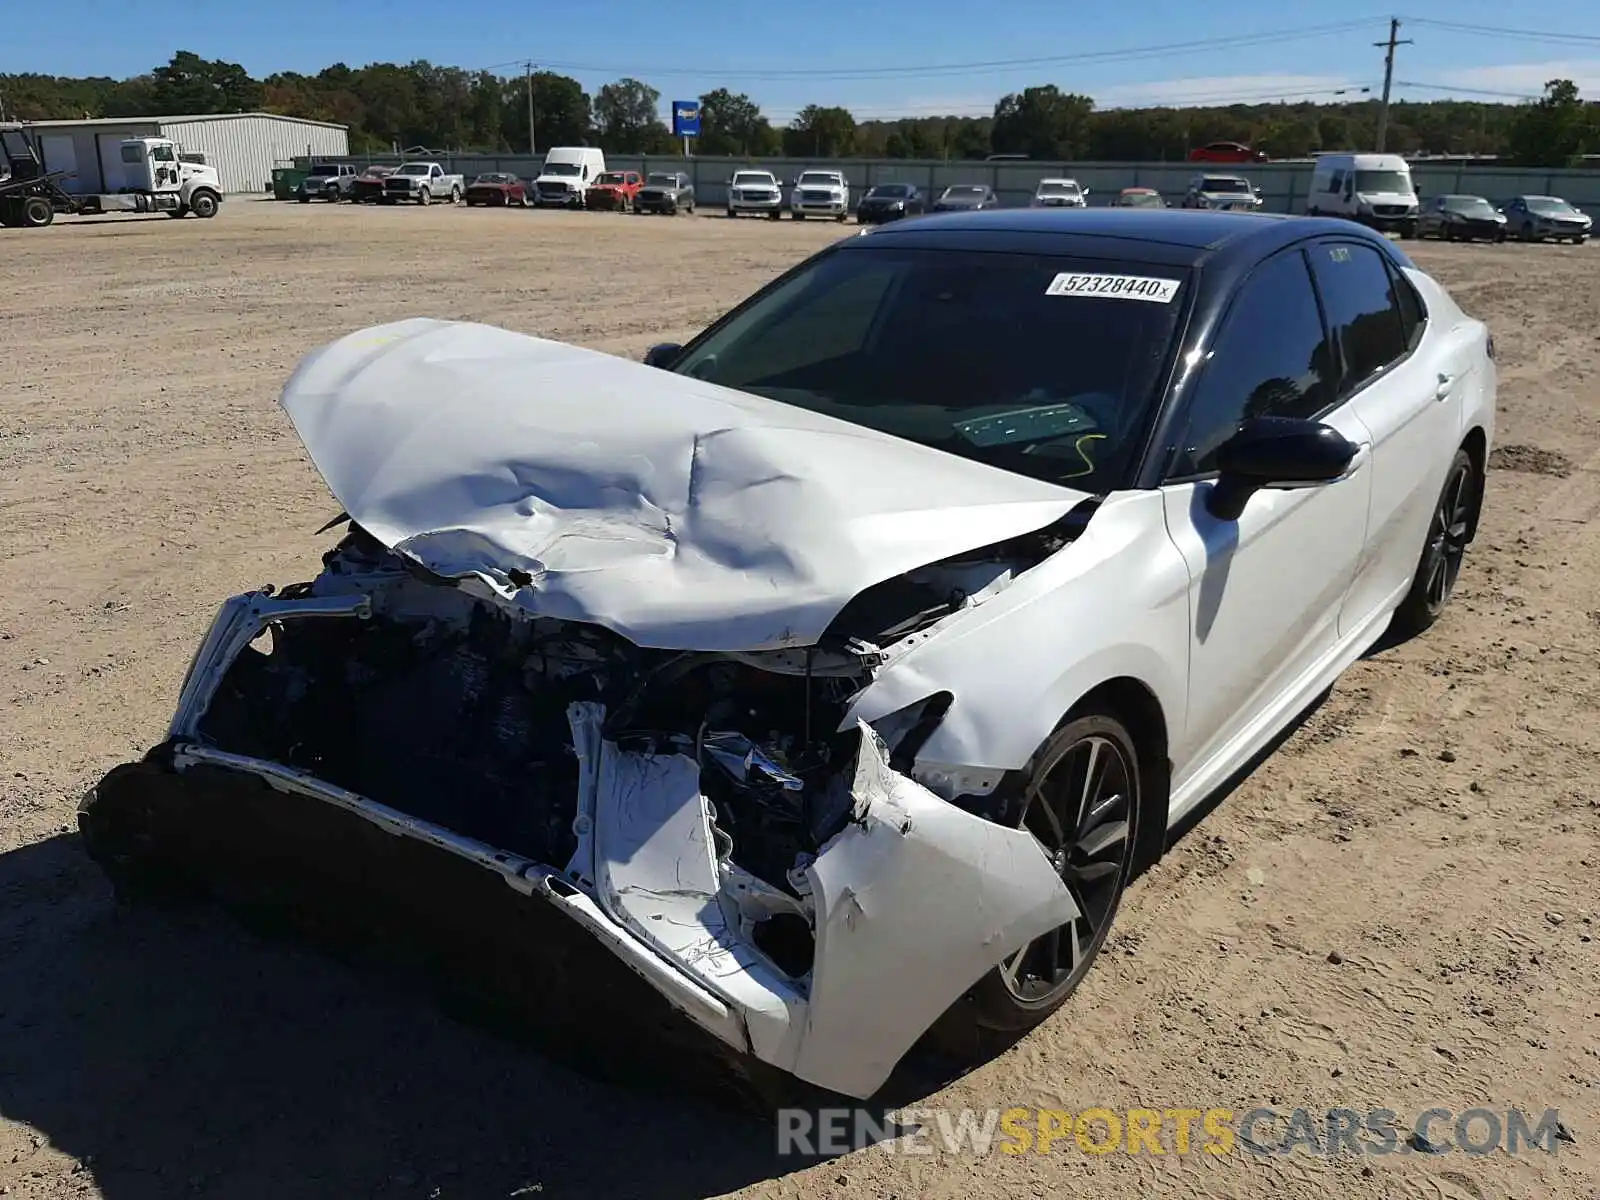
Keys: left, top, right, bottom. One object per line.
{"left": 293, "top": 150, "right": 1592, "bottom": 245}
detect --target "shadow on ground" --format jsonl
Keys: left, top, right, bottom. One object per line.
{"left": 0, "top": 834, "right": 809, "bottom": 1200}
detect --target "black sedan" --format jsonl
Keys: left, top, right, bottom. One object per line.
{"left": 931, "top": 184, "right": 999, "bottom": 213}
{"left": 856, "top": 183, "right": 925, "bottom": 224}
{"left": 1416, "top": 194, "right": 1507, "bottom": 242}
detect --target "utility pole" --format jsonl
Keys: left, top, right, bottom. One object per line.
{"left": 1373, "top": 17, "right": 1413, "bottom": 152}
{"left": 534, "top": 61, "right": 547, "bottom": 158}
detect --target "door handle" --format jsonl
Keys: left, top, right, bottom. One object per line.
{"left": 1434, "top": 372, "right": 1455, "bottom": 400}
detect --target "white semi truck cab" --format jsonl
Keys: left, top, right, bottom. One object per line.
{"left": 77, "top": 137, "right": 225, "bottom": 219}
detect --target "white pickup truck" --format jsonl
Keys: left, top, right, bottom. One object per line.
{"left": 381, "top": 161, "right": 464, "bottom": 205}
{"left": 790, "top": 168, "right": 850, "bottom": 221}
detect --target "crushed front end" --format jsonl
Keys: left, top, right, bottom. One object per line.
{"left": 81, "top": 523, "right": 1078, "bottom": 1101}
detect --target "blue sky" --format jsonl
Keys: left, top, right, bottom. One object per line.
{"left": 6, "top": 1, "right": 1599, "bottom": 122}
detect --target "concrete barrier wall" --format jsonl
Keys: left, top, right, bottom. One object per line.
{"left": 300, "top": 153, "right": 1600, "bottom": 213}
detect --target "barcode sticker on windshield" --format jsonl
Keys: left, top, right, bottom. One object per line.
{"left": 1046, "top": 273, "right": 1180, "bottom": 303}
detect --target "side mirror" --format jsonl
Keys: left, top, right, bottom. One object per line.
{"left": 1206, "top": 416, "right": 1358, "bottom": 521}
{"left": 643, "top": 343, "right": 683, "bottom": 369}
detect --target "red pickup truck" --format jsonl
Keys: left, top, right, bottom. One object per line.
{"left": 585, "top": 171, "right": 643, "bottom": 212}
{"left": 1188, "top": 141, "right": 1269, "bottom": 164}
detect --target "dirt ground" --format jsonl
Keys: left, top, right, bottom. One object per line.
{"left": 1, "top": 201, "right": 1596, "bottom": 1200}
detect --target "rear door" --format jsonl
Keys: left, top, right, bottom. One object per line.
{"left": 1310, "top": 240, "right": 1468, "bottom": 631}
{"left": 1159, "top": 246, "right": 1374, "bottom": 785}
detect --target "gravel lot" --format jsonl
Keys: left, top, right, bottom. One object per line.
{"left": 1, "top": 201, "right": 1597, "bottom": 1200}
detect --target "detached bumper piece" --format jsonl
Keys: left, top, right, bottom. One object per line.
{"left": 79, "top": 752, "right": 819, "bottom": 1113}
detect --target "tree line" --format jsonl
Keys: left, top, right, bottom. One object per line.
{"left": 2, "top": 51, "right": 1597, "bottom": 167}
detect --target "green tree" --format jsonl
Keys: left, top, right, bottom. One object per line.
{"left": 990, "top": 86, "right": 1094, "bottom": 159}
{"left": 1509, "top": 79, "right": 1597, "bottom": 167}
{"left": 696, "top": 88, "right": 778, "bottom": 156}
{"left": 784, "top": 105, "right": 857, "bottom": 157}
{"left": 499, "top": 72, "right": 591, "bottom": 152}
{"left": 593, "top": 77, "right": 670, "bottom": 152}
{"left": 148, "top": 51, "right": 262, "bottom": 114}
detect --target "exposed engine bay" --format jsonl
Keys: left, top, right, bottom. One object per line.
{"left": 85, "top": 509, "right": 1089, "bottom": 1099}
{"left": 191, "top": 515, "right": 1082, "bottom": 969}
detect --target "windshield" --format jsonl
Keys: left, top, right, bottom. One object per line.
{"left": 1354, "top": 169, "right": 1412, "bottom": 195}
{"left": 1119, "top": 191, "right": 1161, "bottom": 207}
{"left": 1038, "top": 182, "right": 1079, "bottom": 195}
{"left": 474, "top": 173, "right": 510, "bottom": 184}
{"left": 668, "top": 247, "right": 1186, "bottom": 492}
{"left": 596, "top": 172, "right": 627, "bottom": 185}
{"left": 1444, "top": 196, "right": 1496, "bottom": 217}
{"left": 942, "top": 185, "right": 986, "bottom": 198}
{"left": 868, "top": 184, "right": 910, "bottom": 198}
{"left": 647, "top": 174, "right": 678, "bottom": 186}
{"left": 799, "top": 172, "right": 840, "bottom": 185}
{"left": 397, "top": 164, "right": 429, "bottom": 176}
{"left": 1201, "top": 177, "right": 1249, "bottom": 193}
{"left": 1526, "top": 196, "right": 1578, "bottom": 215}
{"left": 542, "top": 162, "right": 581, "bottom": 177}
{"left": 733, "top": 172, "right": 774, "bottom": 186}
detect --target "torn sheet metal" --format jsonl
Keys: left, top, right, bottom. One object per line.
{"left": 279, "top": 318, "right": 1088, "bottom": 651}
{"left": 560, "top": 708, "right": 1075, "bottom": 1099}
{"left": 571, "top": 703, "right": 806, "bottom": 1073}
{"left": 793, "top": 724, "right": 1079, "bottom": 1097}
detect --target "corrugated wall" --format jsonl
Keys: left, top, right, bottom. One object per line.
{"left": 162, "top": 116, "right": 349, "bottom": 194}
{"left": 309, "top": 152, "right": 1600, "bottom": 213}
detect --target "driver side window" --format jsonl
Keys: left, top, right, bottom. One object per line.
{"left": 1169, "top": 249, "right": 1336, "bottom": 478}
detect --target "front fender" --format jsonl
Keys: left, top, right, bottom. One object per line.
{"left": 847, "top": 489, "right": 1190, "bottom": 776}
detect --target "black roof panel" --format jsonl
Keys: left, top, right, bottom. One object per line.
{"left": 851, "top": 207, "right": 1405, "bottom": 269}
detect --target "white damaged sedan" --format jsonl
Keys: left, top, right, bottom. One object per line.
{"left": 82, "top": 209, "right": 1495, "bottom": 1102}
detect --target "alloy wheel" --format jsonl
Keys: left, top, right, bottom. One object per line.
{"left": 1422, "top": 459, "right": 1475, "bottom": 615}
{"left": 1000, "top": 732, "right": 1136, "bottom": 1005}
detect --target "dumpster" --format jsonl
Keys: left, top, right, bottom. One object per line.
{"left": 272, "top": 167, "right": 309, "bottom": 201}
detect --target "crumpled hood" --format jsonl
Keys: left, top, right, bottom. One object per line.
{"left": 280, "top": 318, "right": 1088, "bottom": 652}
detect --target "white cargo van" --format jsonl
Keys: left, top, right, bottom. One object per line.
{"left": 1306, "top": 153, "right": 1418, "bottom": 237}
{"left": 532, "top": 147, "right": 606, "bottom": 208}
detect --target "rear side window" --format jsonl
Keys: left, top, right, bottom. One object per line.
{"left": 1171, "top": 249, "right": 1335, "bottom": 477}
{"left": 1308, "top": 242, "right": 1409, "bottom": 394}
{"left": 1389, "top": 263, "right": 1426, "bottom": 353}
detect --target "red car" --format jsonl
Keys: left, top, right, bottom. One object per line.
{"left": 585, "top": 171, "right": 643, "bottom": 212}
{"left": 348, "top": 165, "right": 396, "bottom": 203}
{"left": 464, "top": 172, "right": 528, "bottom": 207}
{"left": 1187, "top": 141, "right": 1269, "bottom": 164}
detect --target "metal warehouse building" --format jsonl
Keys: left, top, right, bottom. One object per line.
{"left": 21, "top": 112, "right": 349, "bottom": 195}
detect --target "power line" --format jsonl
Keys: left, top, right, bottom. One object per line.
{"left": 756, "top": 83, "right": 1380, "bottom": 123}
{"left": 476, "top": 20, "right": 1382, "bottom": 82}
{"left": 1395, "top": 79, "right": 1542, "bottom": 100}
{"left": 1399, "top": 18, "right": 1600, "bottom": 46}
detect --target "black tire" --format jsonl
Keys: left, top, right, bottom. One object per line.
{"left": 418, "top": 188, "right": 431, "bottom": 206}
{"left": 165, "top": 207, "right": 188, "bottom": 219}
{"left": 791, "top": 211, "right": 804, "bottom": 221}
{"left": 450, "top": 187, "right": 461, "bottom": 204}
{"left": 726, "top": 207, "right": 736, "bottom": 218}
{"left": 298, "top": 194, "right": 311, "bottom": 204}
{"left": 965, "top": 712, "right": 1143, "bottom": 1033}
{"left": 1390, "top": 448, "right": 1479, "bottom": 638}
{"left": 768, "top": 209, "right": 781, "bottom": 221}
{"left": 21, "top": 196, "right": 55, "bottom": 227}
{"left": 190, "top": 191, "right": 219, "bottom": 219}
